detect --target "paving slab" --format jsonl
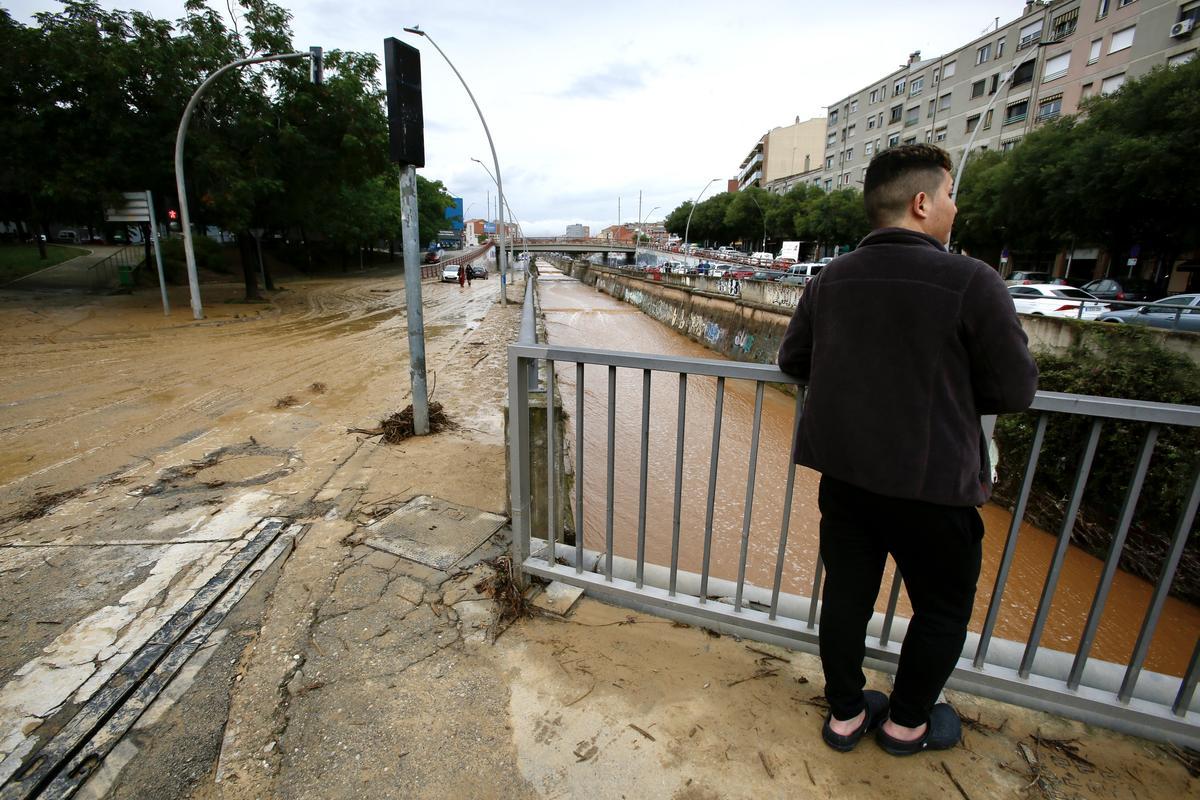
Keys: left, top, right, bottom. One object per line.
{"left": 363, "top": 495, "right": 506, "bottom": 570}
{"left": 530, "top": 580, "right": 584, "bottom": 617}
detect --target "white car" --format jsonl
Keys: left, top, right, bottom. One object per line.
{"left": 441, "top": 265, "right": 461, "bottom": 282}
{"left": 1008, "top": 284, "right": 1109, "bottom": 320}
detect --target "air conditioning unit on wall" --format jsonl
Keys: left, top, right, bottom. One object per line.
{"left": 1170, "top": 19, "right": 1195, "bottom": 38}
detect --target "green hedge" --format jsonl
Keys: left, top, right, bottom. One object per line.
{"left": 994, "top": 325, "right": 1200, "bottom": 603}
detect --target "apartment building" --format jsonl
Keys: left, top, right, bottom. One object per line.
{"left": 735, "top": 117, "right": 826, "bottom": 192}
{"left": 565, "top": 223, "right": 590, "bottom": 238}
{"left": 816, "top": 0, "right": 1198, "bottom": 191}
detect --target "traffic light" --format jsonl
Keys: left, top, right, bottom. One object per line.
{"left": 310, "top": 47, "right": 323, "bottom": 85}
{"left": 167, "top": 209, "right": 178, "bottom": 221}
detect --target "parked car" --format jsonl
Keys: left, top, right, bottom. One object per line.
{"left": 1004, "top": 271, "right": 1052, "bottom": 286}
{"left": 468, "top": 264, "right": 489, "bottom": 279}
{"left": 441, "top": 264, "right": 461, "bottom": 282}
{"left": 1080, "top": 277, "right": 1163, "bottom": 302}
{"left": 56, "top": 230, "right": 80, "bottom": 243}
{"left": 1008, "top": 284, "right": 1108, "bottom": 319}
{"left": 749, "top": 270, "right": 777, "bottom": 282}
{"left": 1097, "top": 294, "right": 1200, "bottom": 332}
{"left": 773, "top": 257, "right": 797, "bottom": 268}
{"left": 423, "top": 249, "right": 441, "bottom": 264}
{"left": 726, "top": 267, "right": 755, "bottom": 280}
{"left": 749, "top": 252, "right": 774, "bottom": 266}
{"left": 784, "top": 263, "right": 824, "bottom": 283}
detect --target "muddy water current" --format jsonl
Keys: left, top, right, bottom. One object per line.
{"left": 539, "top": 267, "right": 1199, "bottom": 676}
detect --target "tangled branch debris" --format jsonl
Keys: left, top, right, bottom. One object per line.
{"left": 347, "top": 401, "right": 452, "bottom": 443}
{"left": 473, "top": 554, "right": 533, "bottom": 635}
{"left": 274, "top": 395, "right": 299, "bottom": 409}
{"left": 0, "top": 487, "right": 86, "bottom": 527}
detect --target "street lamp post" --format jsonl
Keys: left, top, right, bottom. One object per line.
{"left": 682, "top": 178, "right": 721, "bottom": 267}
{"left": 471, "top": 157, "right": 525, "bottom": 270}
{"left": 405, "top": 26, "right": 509, "bottom": 305}
{"left": 175, "top": 49, "right": 321, "bottom": 320}
{"left": 746, "top": 191, "right": 768, "bottom": 254}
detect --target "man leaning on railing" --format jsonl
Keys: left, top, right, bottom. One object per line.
{"left": 777, "top": 144, "right": 1038, "bottom": 756}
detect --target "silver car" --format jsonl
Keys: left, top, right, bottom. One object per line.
{"left": 1097, "top": 293, "right": 1200, "bottom": 332}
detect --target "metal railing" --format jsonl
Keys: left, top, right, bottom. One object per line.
{"left": 86, "top": 245, "right": 145, "bottom": 291}
{"left": 506, "top": 334, "right": 1200, "bottom": 747}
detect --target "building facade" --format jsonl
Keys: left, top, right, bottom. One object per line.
{"left": 816, "top": 0, "right": 1198, "bottom": 191}
{"left": 736, "top": 117, "right": 826, "bottom": 192}
{"left": 565, "top": 223, "right": 590, "bottom": 238}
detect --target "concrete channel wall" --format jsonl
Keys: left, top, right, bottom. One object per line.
{"left": 549, "top": 257, "right": 1200, "bottom": 368}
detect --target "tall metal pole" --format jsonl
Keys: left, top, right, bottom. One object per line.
{"left": 405, "top": 28, "right": 509, "bottom": 305}
{"left": 399, "top": 165, "right": 430, "bottom": 435}
{"left": 145, "top": 190, "right": 170, "bottom": 316}
{"left": 682, "top": 178, "right": 720, "bottom": 268}
{"left": 174, "top": 51, "right": 312, "bottom": 320}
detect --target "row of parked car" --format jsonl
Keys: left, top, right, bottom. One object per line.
{"left": 643, "top": 256, "right": 833, "bottom": 285}
{"left": 1007, "top": 283, "right": 1200, "bottom": 332}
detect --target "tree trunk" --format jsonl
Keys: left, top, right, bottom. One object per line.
{"left": 262, "top": 240, "right": 276, "bottom": 291}
{"left": 238, "top": 230, "right": 261, "bottom": 301}
{"left": 38, "top": 221, "right": 50, "bottom": 259}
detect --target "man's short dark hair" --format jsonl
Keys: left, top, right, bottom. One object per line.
{"left": 862, "top": 144, "right": 953, "bottom": 229}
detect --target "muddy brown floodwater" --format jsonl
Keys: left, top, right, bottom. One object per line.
{"left": 539, "top": 267, "right": 1199, "bottom": 677}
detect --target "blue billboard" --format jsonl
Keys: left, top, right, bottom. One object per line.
{"left": 444, "top": 197, "right": 464, "bottom": 231}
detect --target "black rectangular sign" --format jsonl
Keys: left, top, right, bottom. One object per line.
{"left": 384, "top": 37, "right": 425, "bottom": 167}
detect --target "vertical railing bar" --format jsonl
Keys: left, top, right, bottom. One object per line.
{"left": 575, "top": 362, "right": 585, "bottom": 574}
{"left": 669, "top": 373, "right": 687, "bottom": 596}
{"left": 1119, "top": 459, "right": 1200, "bottom": 703}
{"left": 734, "top": 382, "right": 765, "bottom": 613}
{"left": 807, "top": 556, "right": 823, "bottom": 629}
{"left": 545, "top": 359, "right": 557, "bottom": 567}
{"left": 1019, "top": 419, "right": 1103, "bottom": 678}
{"left": 1173, "top": 635, "right": 1200, "bottom": 717}
{"left": 770, "top": 389, "right": 805, "bottom": 620}
{"left": 605, "top": 365, "right": 616, "bottom": 581}
{"left": 506, "top": 352, "right": 532, "bottom": 581}
{"left": 636, "top": 369, "right": 651, "bottom": 588}
{"left": 1068, "top": 425, "right": 1158, "bottom": 689}
{"left": 974, "top": 413, "right": 1048, "bottom": 668}
{"left": 880, "top": 567, "right": 904, "bottom": 647}
{"left": 699, "top": 377, "right": 725, "bottom": 604}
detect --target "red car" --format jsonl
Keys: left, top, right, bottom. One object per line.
{"left": 727, "top": 267, "right": 755, "bottom": 279}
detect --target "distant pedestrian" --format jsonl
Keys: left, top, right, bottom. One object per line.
{"left": 458, "top": 264, "right": 466, "bottom": 289}
{"left": 777, "top": 144, "right": 1037, "bottom": 756}
{"left": 465, "top": 264, "right": 473, "bottom": 287}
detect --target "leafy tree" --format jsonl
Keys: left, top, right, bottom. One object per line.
{"left": 796, "top": 188, "right": 868, "bottom": 252}
{"left": 723, "top": 187, "right": 775, "bottom": 248}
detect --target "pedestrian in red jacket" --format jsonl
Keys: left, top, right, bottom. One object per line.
{"left": 777, "top": 144, "right": 1037, "bottom": 756}
{"left": 457, "top": 263, "right": 466, "bottom": 289}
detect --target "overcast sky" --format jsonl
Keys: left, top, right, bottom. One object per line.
{"left": 9, "top": 0, "right": 1024, "bottom": 235}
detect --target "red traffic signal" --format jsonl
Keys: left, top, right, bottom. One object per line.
{"left": 167, "top": 209, "right": 178, "bottom": 220}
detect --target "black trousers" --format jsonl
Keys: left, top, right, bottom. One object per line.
{"left": 817, "top": 475, "right": 983, "bottom": 728}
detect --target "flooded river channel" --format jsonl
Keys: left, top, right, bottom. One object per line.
{"left": 539, "top": 265, "right": 1199, "bottom": 676}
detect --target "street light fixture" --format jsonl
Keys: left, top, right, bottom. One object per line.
{"left": 471, "top": 157, "right": 527, "bottom": 267}
{"left": 404, "top": 26, "right": 509, "bottom": 305}
{"left": 174, "top": 48, "right": 323, "bottom": 319}
{"left": 746, "top": 190, "right": 768, "bottom": 255}
{"left": 682, "top": 178, "right": 721, "bottom": 267}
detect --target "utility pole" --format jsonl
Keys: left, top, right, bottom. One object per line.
{"left": 384, "top": 37, "right": 430, "bottom": 435}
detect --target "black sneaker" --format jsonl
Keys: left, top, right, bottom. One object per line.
{"left": 821, "top": 690, "right": 889, "bottom": 753}
{"left": 876, "top": 703, "right": 962, "bottom": 756}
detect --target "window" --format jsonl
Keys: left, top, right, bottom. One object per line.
{"left": 965, "top": 113, "right": 980, "bottom": 133}
{"left": 933, "top": 68, "right": 940, "bottom": 83}
{"left": 1097, "top": 0, "right": 1110, "bottom": 19}
{"left": 850, "top": 99, "right": 858, "bottom": 113}
{"left": 934, "top": 127, "right": 947, "bottom": 142}
{"left": 1101, "top": 72, "right": 1126, "bottom": 94}
{"left": 910, "top": 76, "right": 924, "bottom": 95}
{"left": 1169, "top": 50, "right": 1197, "bottom": 67}
{"left": 928, "top": 99, "right": 936, "bottom": 118}
{"left": 889, "top": 104, "right": 903, "bottom": 123}
{"left": 996, "top": 38, "right": 1005, "bottom": 59}
{"left": 829, "top": 109, "right": 839, "bottom": 125}
{"left": 990, "top": 73, "right": 1000, "bottom": 94}
{"left": 1080, "top": 81, "right": 1095, "bottom": 99}
{"left": 1089, "top": 39, "right": 1102, "bottom": 63}
{"left": 1118, "top": 0, "right": 1136, "bottom": 7}
{"left": 864, "top": 141, "right": 874, "bottom": 156}
{"left": 925, "top": 129, "right": 933, "bottom": 143}
{"left": 902, "top": 136, "right": 917, "bottom": 145}
{"left": 977, "top": 43, "right": 992, "bottom": 64}
{"left": 848, "top": 123, "right": 856, "bottom": 137}
{"left": 888, "top": 133, "right": 900, "bottom": 148}
{"left": 984, "top": 109, "right": 993, "bottom": 129}
{"left": 867, "top": 115, "right": 877, "bottom": 130}
{"left": 1019, "top": 19, "right": 1043, "bottom": 49}
{"left": 971, "top": 79, "right": 986, "bottom": 98}
{"left": 827, "top": 132, "right": 837, "bottom": 146}
{"left": 1000, "top": 138, "right": 1020, "bottom": 152}
{"left": 1012, "top": 59, "right": 1036, "bottom": 87}
{"left": 824, "top": 179, "right": 832, "bottom": 192}
{"left": 825, "top": 155, "right": 834, "bottom": 169}
{"left": 938, "top": 92, "right": 952, "bottom": 111}
{"left": 894, "top": 78, "right": 906, "bottom": 96}
{"left": 1005, "top": 100, "right": 1029, "bottom": 124}
{"left": 1037, "top": 94, "right": 1063, "bottom": 120}
{"left": 870, "top": 89, "right": 879, "bottom": 104}
{"left": 846, "top": 147, "right": 854, "bottom": 161}
{"left": 1043, "top": 52, "right": 1070, "bottom": 81}
{"left": 943, "top": 60, "right": 956, "bottom": 78}
{"left": 878, "top": 112, "right": 884, "bottom": 127}
{"left": 1051, "top": 8, "right": 1079, "bottom": 40}
{"left": 905, "top": 105, "right": 920, "bottom": 126}
{"left": 1110, "top": 26, "right": 1135, "bottom": 53}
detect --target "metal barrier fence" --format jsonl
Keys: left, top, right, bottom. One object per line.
{"left": 86, "top": 245, "right": 145, "bottom": 291}
{"left": 507, "top": 334, "right": 1200, "bottom": 748}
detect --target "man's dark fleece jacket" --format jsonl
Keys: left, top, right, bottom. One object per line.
{"left": 777, "top": 228, "right": 1038, "bottom": 507}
